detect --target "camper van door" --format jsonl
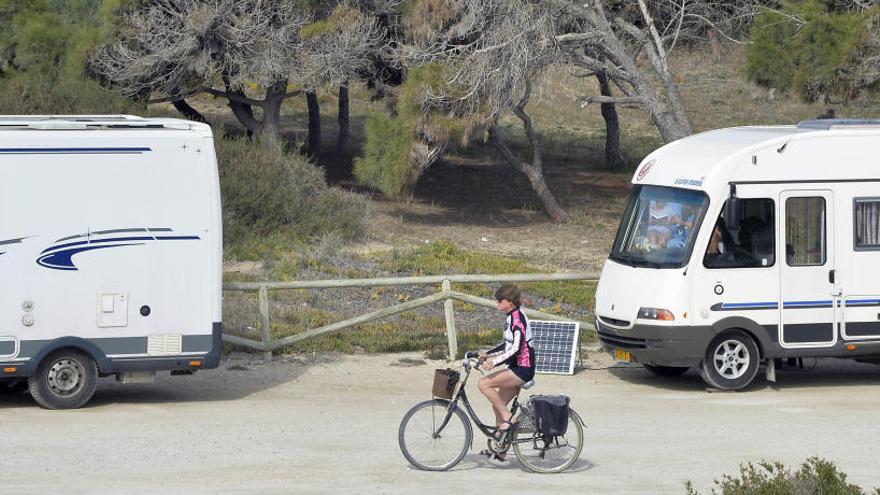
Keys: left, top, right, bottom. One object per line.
{"left": 779, "top": 190, "right": 837, "bottom": 348}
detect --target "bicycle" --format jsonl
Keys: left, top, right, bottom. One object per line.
{"left": 398, "top": 351, "right": 585, "bottom": 473}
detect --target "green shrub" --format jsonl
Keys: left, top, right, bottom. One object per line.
{"left": 353, "top": 111, "right": 416, "bottom": 196}
{"left": 217, "top": 137, "right": 367, "bottom": 250}
{"left": 745, "top": 1, "right": 876, "bottom": 101}
{"left": 353, "top": 64, "right": 469, "bottom": 196}
{"left": 0, "top": 71, "right": 138, "bottom": 114}
{"left": 686, "top": 457, "right": 873, "bottom": 495}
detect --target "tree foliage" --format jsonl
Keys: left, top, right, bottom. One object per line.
{"left": 746, "top": 0, "right": 880, "bottom": 101}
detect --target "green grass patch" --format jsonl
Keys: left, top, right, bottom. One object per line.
{"left": 268, "top": 312, "right": 500, "bottom": 359}
{"left": 367, "top": 240, "right": 596, "bottom": 314}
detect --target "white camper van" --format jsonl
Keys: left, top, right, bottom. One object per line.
{"left": 0, "top": 115, "right": 222, "bottom": 408}
{"left": 595, "top": 119, "right": 880, "bottom": 390}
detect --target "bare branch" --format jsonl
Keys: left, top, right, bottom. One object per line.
{"left": 577, "top": 95, "right": 644, "bottom": 108}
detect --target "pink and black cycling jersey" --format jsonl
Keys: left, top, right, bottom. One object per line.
{"left": 487, "top": 307, "right": 534, "bottom": 368}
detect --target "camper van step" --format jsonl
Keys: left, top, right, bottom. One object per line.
{"left": 116, "top": 371, "right": 156, "bottom": 384}
{"left": 170, "top": 369, "right": 195, "bottom": 376}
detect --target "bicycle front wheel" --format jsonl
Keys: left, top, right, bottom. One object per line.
{"left": 512, "top": 408, "right": 584, "bottom": 473}
{"left": 398, "top": 399, "right": 473, "bottom": 471}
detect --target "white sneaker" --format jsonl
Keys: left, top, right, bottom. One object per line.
{"left": 487, "top": 453, "right": 510, "bottom": 466}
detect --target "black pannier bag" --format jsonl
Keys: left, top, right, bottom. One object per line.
{"left": 432, "top": 368, "right": 460, "bottom": 399}
{"left": 531, "top": 395, "right": 570, "bottom": 436}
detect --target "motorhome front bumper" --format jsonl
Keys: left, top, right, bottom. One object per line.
{"left": 596, "top": 318, "right": 709, "bottom": 367}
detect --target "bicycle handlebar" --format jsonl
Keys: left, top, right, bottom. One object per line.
{"left": 461, "top": 351, "right": 486, "bottom": 370}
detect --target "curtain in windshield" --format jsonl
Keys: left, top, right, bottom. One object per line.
{"left": 612, "top": 185, "right": 709, "bottom": 268}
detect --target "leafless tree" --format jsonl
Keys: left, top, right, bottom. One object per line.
{"left": 400, "top": 0, "right": 571, "bottom": 221}
{"left": 92, "top": 0, "right": 389, "bottom": 145}
{"left": 298, "top": 1, "right": 391, "bottom": 156}
{"left": 91, "top": 0, "right": 306, "bottom": 141}
{"left": 558, "top": 0, "right": 764, "bottom": 142}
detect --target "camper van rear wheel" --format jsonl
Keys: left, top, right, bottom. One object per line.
{"left": 700, "top": 331, "right": 759, "bottom": 391}
{"left": 28, "top": 350, "right": 98, "bottom": 410}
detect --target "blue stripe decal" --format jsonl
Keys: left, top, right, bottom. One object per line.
{"left": 36, "top": 228, "right": 200, "bottom": 271}
{"left": 37, "top": 244, "right": 144, "bottom": 270}
{"left": 722, "top": 302, "right": 778, "bottom": 309}
{"left": 0, "top": 147, "right": 151, "bottom": 154}
{"left": 713, "top": 298, "right": 880, "bottom": 311}
{"left": 845, "top": 299, "right": 880, "bottom": 305}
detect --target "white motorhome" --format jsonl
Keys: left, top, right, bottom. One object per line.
{"left": 0, "top": 115, "right": 222, "bottom": 408}
{"left": 595, "top": 119, "right": 880, "bottom": 390}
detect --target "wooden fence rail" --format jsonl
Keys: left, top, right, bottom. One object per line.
{"left": 222, "top": 272, "right": 600, "bottom": 361}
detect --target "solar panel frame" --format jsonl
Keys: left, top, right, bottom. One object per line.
{"left": 530, "top": 320, "right": 580, "bottom": 375}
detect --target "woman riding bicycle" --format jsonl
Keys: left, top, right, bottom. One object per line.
{"left": 477, "top": 284, "right": 536, "bottom": 444}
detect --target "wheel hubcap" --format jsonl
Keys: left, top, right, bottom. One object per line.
{"left": 47, "top": 358, "right": 85, "bottom": 397}
{"left": 712, "top": 340, "right": 749, "bottom": 380}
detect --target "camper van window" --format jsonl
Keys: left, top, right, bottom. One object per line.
{"left": 854, "top": 198, "right": 880, "bottom": 250}
{"left": 704, "top": 198, "right": 775, "bottom": 269}
{"left": 611, "top": 185, "right": 709, "bottom": 268}
{"left": 785, "top": 197, "right": 826, "bottom": 266}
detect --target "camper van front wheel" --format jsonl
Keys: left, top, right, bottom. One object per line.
{"left": 700, "top": 331, "right": 759, "bottom": 391}
{"left": 28, "top": 351, "right": 98, "bottom": 410}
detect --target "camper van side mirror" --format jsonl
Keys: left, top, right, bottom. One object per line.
{"left": 723, "top": 197, "right": 742, "bottom": 229}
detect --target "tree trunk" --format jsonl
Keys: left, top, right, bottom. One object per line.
{"left": 486, "top": 86, "right": 569, "bottom": 223}
{"left": 488, "top": 126, "right": 569, "bottom": 223}
{"left": 171, "top": 99, "right": 208, "bottom": 124}
{"left": 708, "top": 30, "right": 723, "bottom": 64}
{"left": 586, "top": 4, "right": 692, "bottom": 143}
{"left": 306, "top": 90, "right": 321, "bottom": 157}
{"left": 260, "top": 80, "right": 287, "bottom": 145}
{"left": 222, "top": 75, "right": 260, "bottom": 137}
{"left": 596, "top": 72, "right": 627, "bottom": 168}
{"left": 337, "top": 82, "right": 350, "bottom": 150}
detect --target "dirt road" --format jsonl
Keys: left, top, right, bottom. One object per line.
{"left": 3, "top": 350, "right": 880, "bottom": 494}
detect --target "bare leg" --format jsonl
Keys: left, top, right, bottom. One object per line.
{"left": 478, "top": 369, "right": 524, "bottom": 429}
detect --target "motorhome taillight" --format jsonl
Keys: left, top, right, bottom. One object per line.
{"left": 637, "top": 307, "right": 675, "bottom": 321}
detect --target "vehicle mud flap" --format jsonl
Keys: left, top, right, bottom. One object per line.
{"left": 766, "top": 358, "right": 776, "bottom": 383}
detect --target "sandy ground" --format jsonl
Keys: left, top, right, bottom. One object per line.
{"left": 2, "top": 350, "right": 880, "bottom": 494}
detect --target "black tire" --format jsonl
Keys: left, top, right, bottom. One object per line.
{"left": 28, "top": 350, "right": 98, "bottom": 410}
{"left": 643, "top": 364, "right": 690, "bottom": 377}
{"left": 398, "top": 399, "right": 473, "bottom": 471}
{"left": 700, "top": 330, "right": 760, "bottom": 391}
{"left": 513, "top": 408, "right": 585, "bottom": 473}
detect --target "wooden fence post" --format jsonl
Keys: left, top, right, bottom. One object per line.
{"left": 442, "top": 279, "right": 458, "bottom": 360}
{"left": 259, "top": 285, "right": 273, "bottom": 362}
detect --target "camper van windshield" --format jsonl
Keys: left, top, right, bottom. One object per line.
{"left": 610, "top": 185, "right": 709, "bottom": 268}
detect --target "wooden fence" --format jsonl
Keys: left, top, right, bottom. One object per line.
{"left": 222, "top": 272, "right": 600, "bottom": 360}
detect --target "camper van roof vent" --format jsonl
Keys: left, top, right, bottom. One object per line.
{"left": 0, "top": 115, "right": 199, "bottom": 131}
{"left": 797, "top": 119, "right": 880, "bottom": 130}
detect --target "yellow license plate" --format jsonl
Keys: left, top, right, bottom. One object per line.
{"left": 613, "top": 349, "right": 631, "bottom": 363}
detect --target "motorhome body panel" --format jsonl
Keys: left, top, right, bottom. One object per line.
{"left": 598, "top": 123, "right": 880, "bottom": 372}
{"left": 0, "top": 125, "right": 222, "bottom": 375}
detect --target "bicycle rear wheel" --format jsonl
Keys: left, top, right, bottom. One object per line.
{"left": 398, "top": 399, "right": 473, "bottom": 471}
{"left": 512, "top": 408, "right": 584, "bottom": 473}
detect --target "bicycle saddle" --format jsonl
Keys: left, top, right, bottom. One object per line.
{"left": 522, "top": 380, "right": 535, "bottom": 390}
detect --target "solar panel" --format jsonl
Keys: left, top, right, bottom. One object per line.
{"left": 530, "top": 320, "right": 580, "bottom": 375}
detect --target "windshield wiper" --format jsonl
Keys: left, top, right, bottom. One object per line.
{"left": 613, "top": 254, "right": 663, "bottom": 269}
